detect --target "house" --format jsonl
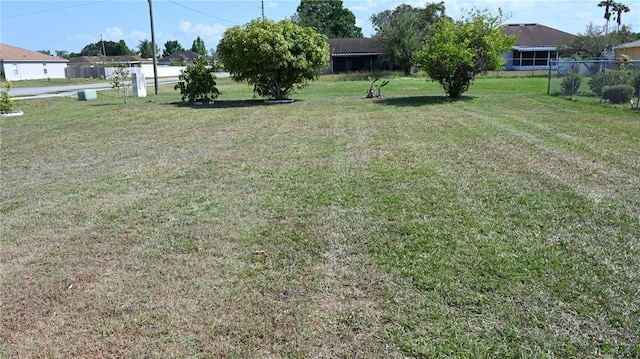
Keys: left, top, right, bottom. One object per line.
{"left": 0, "top": 43, "right": 68, "bottom": 81}
{"left": 326, "top": 38, "right": 385, "bottom": 73}
{"left": 157, "top": 51, "right": 201, "bottom": 66}
{"left": 616, "top": 39, "right": 640, "bottom": 60}
{"left": 66, "top": 55, "right": 148, "bottom": 78}
{"left": 502, "top": 24, "right": 576, "bottom": 71}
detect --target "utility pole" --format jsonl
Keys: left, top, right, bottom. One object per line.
{"left": 148, "top": 0, "right": 159, "bottom": 95}
{"left": 100, "top": 34, "right": 106, "bottom": 57}
{"left": 261, "top": 0, "right": 265, "bottom": 21}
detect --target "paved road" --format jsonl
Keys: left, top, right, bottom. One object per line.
{"left": 11, "top": 73, "right": 229, "bottom": 100}
{"left": 11, "top": 77, "right": 178, "bottom": 100}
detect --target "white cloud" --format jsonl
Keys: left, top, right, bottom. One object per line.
{"left": 179, "top": 20, "right": 193, "bottom": 33}
{"left": 176, "top": 20, "right": 227, "bottom": 49}
{"left": 104, "top": 27, "right": 124, "bottom": 40}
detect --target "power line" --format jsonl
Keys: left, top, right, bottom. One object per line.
{"left": 0, "top": 0, "right": 110, "bottom": 19}
{"left": 166, "top": 0, "right": 242, "bottom": 25}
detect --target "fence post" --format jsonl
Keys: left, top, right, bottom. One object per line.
{"left": 547, "top": 62, "right": 552, "bottom": 95}
{"left": 599, "top": 60, "right": 607, "bottom": 104}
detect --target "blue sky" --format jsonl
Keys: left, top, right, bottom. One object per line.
{"left": 1, "top": 0, "right": 638, "bottom": 55}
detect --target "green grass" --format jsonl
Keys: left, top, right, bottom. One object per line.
{"left": 2, "top": 77, "right": 111, "bottom": 88}
{"left": 1, "top": 76, "right": 639, "bottom": 358}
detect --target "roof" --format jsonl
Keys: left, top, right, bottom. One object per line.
{"left": 68, "top": 55, "right": 146, "bottom": 64}
{"left": 328, "top": 38, "right": 385, "bottom": 56}
{"left": 616, "top": 39, "right": 640, "bottom": 49}
{"left": 0, "top": 43, "right": 68, "bottom": 63}
{"left": 158, "top": 51, "right": 202, "bottom": 62}
{"left": 502, "top": 23, "right": 576, "bottom": 47}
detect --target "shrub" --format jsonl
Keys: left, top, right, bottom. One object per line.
{"left": 602, "top": 85, "right": 635, "bottom": 104}
{"left": 632, "top": 71, "right": 640, "bottom": 98}
{"left": 560, "top": 73, "right": 582, "bottom": 96}
{"left": 174, "top": 57, "right": 220, "bottom": 103}
{"left": 0, "top": 81, "right": 16, "bottom": 113}
{"left": 588, "top": 69, "right": 633, "bottom": 96}
{"left": 217, "top": 19, "right": 329, "bottom": 100}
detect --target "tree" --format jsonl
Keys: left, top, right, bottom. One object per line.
{"left": 138, "top": 39, "right": 158, "bottom": 59}
{"left": 55, "top": 50, "right": 70, "bottom": 59}
{"left": 598, "top": 0, "right": 615, "bottom": 27}
{"left": 612, "top": 2, "right": 630, "bottom": 32}
{"left": 163, "top": 40, "right": 185, "bottom": 57}
{"left": 292, "top": 0, "right": 362, "bottom": 38}
{"left": 110, "top": 64, "right": 130, "bottom": 104}
{"left": 191, "top": 36, "right": 207, "bottom": 56}
{"left": 37, "top": 50, "right": 52, "bottom": 56}
{"left": 413, "top": 9, "right": 516, "bottom": 98}
{"left": 217, "top": 19, "right": 329, "bottom": 100}
{"left": 371, "top": 2, "right": 446, "bottom": 75}
{"left": 80, "top": 40, "right": 131, "bottom": 56}
{"left": 174, "top": 57, "right": 220, "bottom": 103}
{"left": 559, "top": 23, "right": 616, "bottom": 59}
{"left": 117, "top": 40, "right": 132, "bottom": 56}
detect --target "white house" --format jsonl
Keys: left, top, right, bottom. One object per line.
{"left": 0, "top": 43, "right": 68, "bottom": 81}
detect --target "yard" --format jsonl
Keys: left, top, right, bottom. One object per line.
{"left": 1, "top": 75, "right": 639, "bottom": 357}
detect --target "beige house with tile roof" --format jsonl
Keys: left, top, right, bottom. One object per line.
{"left": 616, "top": 40, "right": 640, "bottom": 60}
{"left": 0, "top": 43, "right": 68, "bottom": 81}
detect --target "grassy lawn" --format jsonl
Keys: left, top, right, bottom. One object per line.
{"left": 2, "top": 78, "right": 111, "bottom": 88}
{"left": 1, "top": 75, "right": 639, "bottom": 358}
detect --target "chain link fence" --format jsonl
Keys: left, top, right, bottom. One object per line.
{"left": 546, "top": 58, "right": 640, "bottom": 110}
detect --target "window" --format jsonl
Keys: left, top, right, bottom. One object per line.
{"left": 12, "top": 63, "right": 18, "bottom": 75}
{"left": 512, "top": 50, "right": 556, "bottom": 67}
{"left": 43, "top": 63, "right": 48, "bottom": 75}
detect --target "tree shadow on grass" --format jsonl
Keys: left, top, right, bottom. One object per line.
{"left": 167, "top": 99, "right": 304, "bottom": 109}
{"left": 377, "top": 95, "right": 475, "bottom": 107}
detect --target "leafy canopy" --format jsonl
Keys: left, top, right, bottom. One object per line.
{"left": 217, "top": 19, "right": 329, "bottom": 100}
{"left": 138, "top": 39, "right": 158, "bottom": 59}
{"left": 80, "top": 40, "right": 132, "bottom": 56}
{"left": 293, "top": 0, "right": 362, "bottom": 38}
{"left": 371, "top": 2, "right": 446, "bottom": 75}
{"left": 174, "top": 57, "right": 220, "bottom": 103}
{"left": 163, "top": 40, "right": 185, "bottom": 57}
{"left": 191, "top": 36, "right": 207, "bottom": 56}
{"left": 414, "top": 8, "right": 516, "bottom": 98}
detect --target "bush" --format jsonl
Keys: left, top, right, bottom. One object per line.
{"left": 560, "top": 73, "right": 582, "bottom": 96}
{"left": 632, "top": 72, "right": 640, "bottom": 98}
{"left": 588, "top": 69, "right": 633, "bottom": 96}
{"left": 174, "top": 57, "right": 220, "bottom": 103}
{"left": 602, "top": 85, "right": 635, "bottom": 104}
{"left": 0, "top": 81, "right": 16, "bottom": 113}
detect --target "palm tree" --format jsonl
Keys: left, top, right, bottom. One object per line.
{"left": 597, "top": 0, "right": 616, "bottom": 33}
{"left": 612, "top": 3, "right": 630, "bottom": 32}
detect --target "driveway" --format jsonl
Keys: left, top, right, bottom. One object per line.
{"left": 11, "top": 73, "right": 229, "bottom": 100}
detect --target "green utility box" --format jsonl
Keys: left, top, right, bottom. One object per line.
{"left": 77, "top": 89, "right": 97, "bottom": 101}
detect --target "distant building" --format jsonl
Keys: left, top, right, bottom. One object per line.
{"left": 502, "top": 23, "right": 576, "bottom": 71}
{"left": 157, "top": 51, "right": 202, "bottom": 66}
{"left": 0, "top": 43, "right": 68, "bottom": 81}
{"left": 326, "top": 38, "right": 386, "bottom": 73}
{"left": 616, "top": 40, "right": 640, "bottom": 60}
{"left": 66, "top": 55, "right": 148, "bottom": 79}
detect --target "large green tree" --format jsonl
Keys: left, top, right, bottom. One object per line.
{"left": 191, "top": 36, "right": 207, "bottom": 56}
{"left": 162, "top": 40, "right": 185, "bottom": 57}
{"left": 80, "top": 40, "right": 132, "bottom": 56}
{"left": 413, "top": 9, "right": 516, "bottom": 98}
{"left": 559, "top": 23, "right": 617, "bottom": 59}
{"left": 293, "top": 0, "right": 362, "bottom": 38}
{"left": 217, "top": 19, "right": 329, "bottom": 100}
{"left": 138, "top": 39, "right": 158, "bottom": 59}
{"left": 371, "top": 2, "right": 446, "bottom": 75}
